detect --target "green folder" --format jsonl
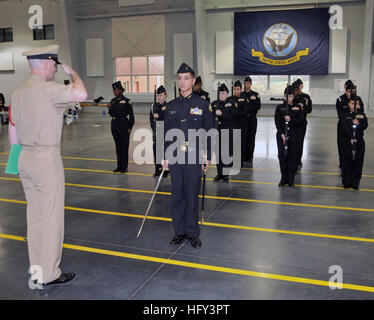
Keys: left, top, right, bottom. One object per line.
{"left": 5, "top": 144, "right": 22, "bottom": 175}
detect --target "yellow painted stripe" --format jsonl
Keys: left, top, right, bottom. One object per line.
{"left": 1, "top": 163, "right": 372, "bottom": 192}
{"left": 1, "top": 232, "right": 373, "bottom": 293}
{"left": 1, "top": 176, "right": 374, "bottom": 213}
{"left": 2, "top": 197, "right": 374, "bottom": 244}
{"left": 1, "top": 152, "right": 374, "bottom": 177}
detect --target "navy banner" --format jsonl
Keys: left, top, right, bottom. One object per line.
{"left": 234, "top": 8, "right": 330, "bottom": 75}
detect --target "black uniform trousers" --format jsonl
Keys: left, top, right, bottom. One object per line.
{"left": 111, "top": 119, "right": 130, "bottom": 171}
{"left": 152, "top": 134, "right": 163, "bottom": 174}
{"left": 339, "top": 137, "right": 365, "bottom": 188}
{"left": 237, "top": 119, "right": 248, "bottom": 165}
{"left": 245, "top": 116, "right": 257, "bottom": 161}
{"left": 337, "top": 123, "right": 343, "bottom": 167}
{"left": 169, "top": 163, "right": 202, "bottom": 238}
{"left": 298, "top": 123, "right": 307, "bottom": 164}
{"left": 217, "top": 127, "right": 234, "bottom": 176}
{"left": 276, "top": 131, "right": 300, "bottom": 185}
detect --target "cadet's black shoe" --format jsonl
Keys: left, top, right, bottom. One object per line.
{"left": 121, "top": 169, "right": 128, "bottom": 173}
{"left": 189, "top": 237, "right": 202, "bottom": 248}
{"left": 278, "top": 180, "right": 287, "bottom": 187}
{"left": 288, "top": 183, "right": 295, "bottom": 188}
{"left": 113, "top": 168, "right": 121, "bottom": 173}
{"left": 42, "top": 273, "right": 76, "bottom": 289}
{"left": 352, "top": 186, "right": 360, "bottom": 191}
{"left": 223, "top": 175, "right": 229, "bottom": 182}
{"left": 170, "top": 235, "right": 186, "bottom": 245}
{"left": 213, "top": 175, "right": 222, "bottom": 182}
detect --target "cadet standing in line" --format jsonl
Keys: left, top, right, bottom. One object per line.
{"left": 338, "top": 97, "right": 368, "bottom": 190}
{"left": 150, "top": 85, "right": 168, "bottom": 177}
{"left": 243, "top": 76, "right": 261, "bottom": 167}
{"left": 275, "top": 85, "right": 305, "bottom": 187}
{"left": 212, "top": 83, "right": 238, "bottom": 182}
{"left": 193, "top": 76, "right": 210, "bottom": 102}
{"left": 162, "top": 63, "right": 213, "bottom": 248}
{"left": 230, "top": 80, "right": 250, "bottom": 168}
{"left": 0, "top": 93, "right": 8, "bottom": 124}
{"left": 336, "top": 82, "right": 364, "bottom": 172}
{"left": 9, "top": 45, "right": 87, "bottom": 288}
{"left": 292, "top": 79, "right": 312, "bottom": 170}
{"left": 108, "top": 81, "right": 135, "bottom": 173}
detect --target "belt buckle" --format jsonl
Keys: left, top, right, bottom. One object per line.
{"left": 181, "top": 142, "right": 188, "bottom": 152}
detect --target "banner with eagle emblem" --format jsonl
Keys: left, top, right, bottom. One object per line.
{"left": 234, "top": 8, "right": 330, "bottom": 75}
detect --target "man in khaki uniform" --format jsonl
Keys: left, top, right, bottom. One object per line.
{"left": 9, "top": 45, "right": 87, "bottom": 288}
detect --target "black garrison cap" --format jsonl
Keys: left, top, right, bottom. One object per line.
{"left": 112, "top": 81, "right": 124, "bottom": 92}
{"left": 156, "top": 85, "right": 166, "bottom": 94}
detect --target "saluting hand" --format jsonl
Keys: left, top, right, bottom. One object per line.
{"left": 61, "top": 64, "right": 74, "bottom": 75}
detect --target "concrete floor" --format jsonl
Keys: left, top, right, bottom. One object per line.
{"left": 1, "top": 111, "right": 374, "bottom": 300}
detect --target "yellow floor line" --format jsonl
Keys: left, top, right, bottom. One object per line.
{"left": 1, "top": 176, "right": 374, "bottom": 213}
{"left": 2, "top": 197, "right": 374, "bottom": 244}
{"left": 1, "top": 152, "right": 373, "bottom": 178}
{"left": 1, "top": 163, "right": 372, "bottom": 192}
{"left": 1, "top": 232, "right": 374, "bottom": 293}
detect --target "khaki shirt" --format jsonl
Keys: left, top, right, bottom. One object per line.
{"left": 11, "top": 74, "right": 72, "bottom": 147}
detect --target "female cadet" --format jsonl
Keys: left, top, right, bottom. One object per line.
{"left": 108, "top": 81, "right": 135, "bottom": 173}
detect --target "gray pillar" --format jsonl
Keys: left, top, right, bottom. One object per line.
{"left": 194, "top": 0, "right": 210, "bottom": 90}
{"left": 361, "top": 0, "right": 374, "bottom": 111}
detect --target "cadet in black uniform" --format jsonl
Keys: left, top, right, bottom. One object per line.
{"left": 292, "top": 79, "right": 312, "bottom": 170}
{"left": 108, "top": 81, "right": 135, "bottom": 173}
{"left": 212, "top": 83, "right": 238, "bottom": 182}
{"left": 162, "top": 63, "right": 213, "bottom": 248}
{"left": 275, "top": 85, "right": 306, "bottom": 187}
{"left": 336, "top": 82, "right": 364, "bottom": 171}
{"left": 0, "top": 93, "right": 9, "bottom": 125}
{"left": 231, "top": 80, "right": 250, "bottom": 168}
{"left": 193, "top": 76, "right": 210, "bottom": 102}
{"left": 338, "top": 97, "right": 368, "bottom": 190}
{"left": 150, "top": 85, "right": 168, "bottom": 177}
{"left": 243, "top": 76, "right": 261, "bottom": 167}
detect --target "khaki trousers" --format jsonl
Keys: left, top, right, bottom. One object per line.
{"left": 18, "top": 146, "right": 65, "bottom": 284}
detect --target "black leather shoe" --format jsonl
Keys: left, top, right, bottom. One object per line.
{"left": 113, "top": 168, "right": 121, "bottom": 173}
{"left": 223, "top": 175, "right": 229, "bottom": 182}
{"left": 42, "top": 273, "right": 76, "bottom": 288}
{"left": 288, "top": 183, "right": 295, "bottom": 188}
{"left": 278, "top": 180, "right": 287, "bottom": 187}
{"left": 189, "top": 237, "right": 202, "bottom": 248}
{"left": 343, "top": 185, "right": 350, "bottom": 189}
{"left": 213, "top": 175, "right": 221, "bottom": 182}
{"left": 170, "top": 235, "right": 186, "bottom": 244}
{"left": 121, "top": 169, "right": 128, "bottom": 173}
{"left": 352, "top": 186, "right": 360, "bottom": 191}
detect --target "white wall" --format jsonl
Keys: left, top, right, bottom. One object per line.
{"left": 0, "top": 0, "right": 71, "bottom": 104}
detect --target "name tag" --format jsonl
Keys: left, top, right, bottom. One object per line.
{"left": 225, "top": 103, "right": 231, "bottom": 107}
{"left": 292, "top": 107, "right": 300, "bottom": 111}
{"left": 120, "top": 100, "right": 126, "bottom": 104}
{"left": 238, "top": 99, "right": 244, "bottom": 102}
{"left": 250, "top": 96, "right": 256, "bottom": 100}
{"left": 190, "top": 107, "right": 202, "bottom": 115}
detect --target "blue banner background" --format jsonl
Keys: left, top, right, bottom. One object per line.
{"left": 234, "top": 8, "right": 330, "bottom": 75}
